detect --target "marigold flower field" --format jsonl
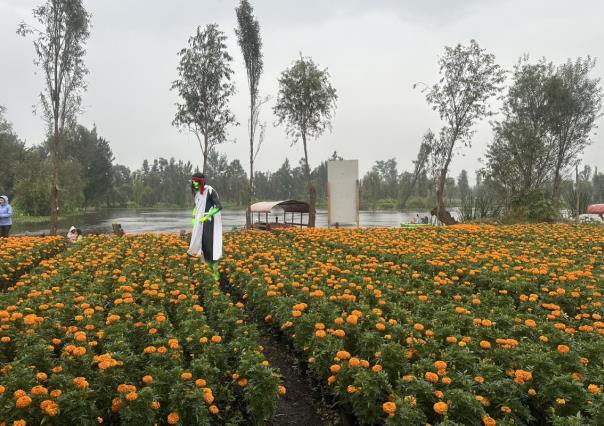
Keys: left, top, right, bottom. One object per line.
{"left": 0, "top": 224, "right": 603, "bottom": 425}
{"left": 222, "top": 224, "right": 604, "bottom": 425}
{"left": 0, "top": 237, "right": 64, "bottom": 288}
{"left": 0, "top": 235, "right": 279, "bottom": 425}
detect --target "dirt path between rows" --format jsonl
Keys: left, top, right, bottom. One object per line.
{"left": 219, "top": 274, "right": 345, "bottom": 426}
{"left": 261, "top": 332, "right": 335, "bottom": 426}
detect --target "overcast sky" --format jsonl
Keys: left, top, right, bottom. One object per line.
{"left": 1, "top": 0, "right": 603, "bottom": 180}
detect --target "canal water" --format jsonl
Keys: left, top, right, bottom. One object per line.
{"left": 12, "top": 208, "right": 448, "bottom": 235}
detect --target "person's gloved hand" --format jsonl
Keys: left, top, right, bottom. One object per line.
{"left": 199, "top": 215, "right": 209, "bottom": 223}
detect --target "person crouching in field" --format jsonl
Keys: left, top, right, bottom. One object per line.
{"left": 0, "top": 195, "right": 13, "bottom": 237}
{"left": 187, "top": 173, "right": 223, "bottom": 281}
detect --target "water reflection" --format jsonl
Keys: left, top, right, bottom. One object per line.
{"left": 13, "top": 208, "right": 452, "bottom": 235}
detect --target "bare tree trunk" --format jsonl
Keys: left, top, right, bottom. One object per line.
{"left": 401, "top": 171, "right": 422, "bottom": 209}
{"left": 435, "top": 145, "right": 457, "bottom": 226}
{"left": 575, "top": 164, "right": 580, "bottom": 223}
{"left": 246, "top": 104, "right": 254, "bottom": 229}
{"left": 552, "top": 164, "right": 562, "bottom": 204}
{"left": 203, "top": 135, "right": 208, "bottom": 174}
{"left": 50, "top": 128, "right": 59, "bottom": 235}
{"left": 302, "top": 133, "right": 316, "bottom": 228}
{"left": 436, "top": 168, "right": 446, "bottom": 223}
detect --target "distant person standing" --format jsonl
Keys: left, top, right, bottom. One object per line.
{"left": 0, "top": 195, "right": 13, "bottom": 237}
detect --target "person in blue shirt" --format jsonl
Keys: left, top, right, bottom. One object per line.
{"left": 0, "top": 195, "right": 13, "bottom": 237}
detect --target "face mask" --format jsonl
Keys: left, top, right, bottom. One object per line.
{"left": 192, "top": 178, "right": 205, "bottom": 193}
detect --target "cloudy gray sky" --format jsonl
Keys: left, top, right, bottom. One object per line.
{"left": 1, "top": 0, "right": 603, "bottom": 180}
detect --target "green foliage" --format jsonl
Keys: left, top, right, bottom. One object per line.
{"left": 171, "top": 24, "right": 237, "bottom": 172}
{"left": 421, "top": 39, "right": 505, "bottom": 214}
{"left": 273, "top": 55, "right": 338, "bottom": 146}
{"left": 507, "top": 188, "right": 557, "bottom": 223}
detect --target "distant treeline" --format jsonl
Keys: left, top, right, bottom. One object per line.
{"left": 2, "top": 114, "right": 603, "bottom": 218}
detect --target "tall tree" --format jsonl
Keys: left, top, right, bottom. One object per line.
{"left": 273, "top": 55, "right": 338, "bottom": 227}
{"left": 457, "top": 170, "right": 470, "bottom": 201}
{"left": 0, "top": 106, "right": 27, "bottom": 200}
{"left": 418, "top": 40, "right": 505, "bottom": 224}
{"left": 171, "top": 24, "right": 238, "bottom": 173}
{"left": 235, "top": 0, "right": 264, "bottom": 228}
{"left": 18, "top": 0, "right": 90, "bottom": 234}
{"left": 549, "top": 57, "right": 602, "bottom": 202}
{"left": 485, "top": 58, "right": 557, "bottom": 206}
{"left": 400, "top": 132, "right": 432, "bottom": 209}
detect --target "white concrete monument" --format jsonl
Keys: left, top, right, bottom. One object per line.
{"left": 327, "top": 160, "right": 359, "bottom": 227}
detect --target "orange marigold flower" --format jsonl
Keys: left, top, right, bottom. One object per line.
{"left": 142, "top": 375, "right": 153, "bottom": 385}
{"left": 181, "top": 372, "right": 192, "bottom": 381}
{"left": 16, "top": 396, "right": 33, "bottom": 409}
{"left": 195, "top": 379, "right": 207, "bottom": 387}
{"left": 73, "top": 377, "right": 89, "bottom": 390}
{"left": 425, "top": 372, "right": 439, "bottom": 383}
{"left": 209, "top": 404, "right": 219, "bottom": 414}
{"left": 382, "top": 401, "right": 396, "bottom": 416}
{"left": 482, "top": 415, "right": 497, "bottom": 426}
{"left": 211, "top": 335, "right": 222, "bottom": 344}
{"left": 278, "top": 385, "right": 287, "bottom": 396}
{"left": 348, "top": 358, "right": 360, "bottom": 368}
{"left": 434, "top": 361, "right": 447, "bottom": 370}
{"left": 433, "top": 401, "right": 448, "bottom": 415}
{"left": 31, "top": 385, "right": 48, "bottom": 396}
{"left": 588, "top": 384, "right": 601, "bottom": 394}
{"left": 167, "top": 412, "right": 180, "bottom": 424}
{"left": 557, "top": 345, "right": 570, "bottom": 353}
{"left": 336, "top": 350, "right": 351, "bottom": 360}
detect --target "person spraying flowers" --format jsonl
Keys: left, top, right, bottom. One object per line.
{"left": 187, "top": 173, "right": 222, "bottom": 281}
